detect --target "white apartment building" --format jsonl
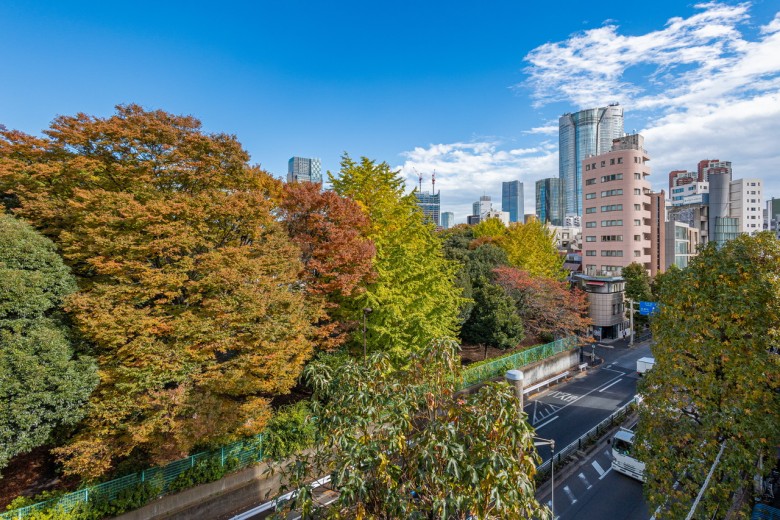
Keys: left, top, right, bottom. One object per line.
{"left": 729, "top": 178, "right": 763, "bottom": 234}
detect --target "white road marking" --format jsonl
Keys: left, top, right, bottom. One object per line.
{"left": 599, "top": 466, "right": 613, "bottom": 480}
{"left": 591, "top": 460, "right": 606, "bottom": 477}
{"left": 598, "top": 379, "right": 623, "bottom": 393}
{"left": 563, "top": 485, "right": 577, "bottom": 504}
{"left": 578, "top": 472, "right": 593, "bottom": 490}
{"left": 535, "top": 415, "right": 560, "bottom": 429}
{"left": 605, "top": 450, "right": 612, "bottom": 459}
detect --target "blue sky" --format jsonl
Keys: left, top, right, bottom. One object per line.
{"left": 2, "top": 1, "right": 779, "bottom": 221}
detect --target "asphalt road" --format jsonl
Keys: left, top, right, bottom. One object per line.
{"left": 527, "top": 339, "right": 652, "bottom": 462}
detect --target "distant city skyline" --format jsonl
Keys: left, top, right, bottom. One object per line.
{"left": 1, "top": 2, "right": 779, "bottom": 224}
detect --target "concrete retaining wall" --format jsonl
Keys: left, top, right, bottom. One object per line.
{"left": 115, "top": 348, "right": 581, "bottom": 520}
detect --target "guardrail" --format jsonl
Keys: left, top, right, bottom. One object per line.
{"left": 536, "top": 396, "right": 638, "bottom": 480}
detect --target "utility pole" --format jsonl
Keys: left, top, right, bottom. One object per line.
{"left": 627, "top": 298, "right": 635, "bottom": 346}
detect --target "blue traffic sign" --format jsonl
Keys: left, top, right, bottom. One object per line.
{"left": 639, "top": 301, "right": 659, "bottom": 316}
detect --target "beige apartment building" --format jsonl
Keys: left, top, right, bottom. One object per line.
{"left": 581, "top": 134, "right": 652, "bottom": 276}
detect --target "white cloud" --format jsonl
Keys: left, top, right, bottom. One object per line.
{"left": 396, "top": 142, "right": 558, "bottom": 223}
{"left": 396, "top": 3, "right": 780, "bottom": 222}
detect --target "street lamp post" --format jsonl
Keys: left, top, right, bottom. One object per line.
{"left": 362, "top": 307, "right": 373, "bottom": 362}
{"left": 505, "top": 369, "right": 555, "bottom": 518}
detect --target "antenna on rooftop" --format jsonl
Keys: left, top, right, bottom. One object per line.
{"left": 432, "top": 170, "right": 436, "bottom": 193}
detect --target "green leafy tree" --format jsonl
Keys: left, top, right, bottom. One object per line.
{"left": 651, "top": 264, "right": 678, "bottom": 301}
{"left": 0, "top": 106, "right": 314, "bottom": 478}
{"left": 0, "top": 215, "right": 97, "bottom": 473}
{"left": 460, "top": 281, "right": 524, "bottom": 350}
{"left": 472, "top": 217, "right": 507, "bottom": 241}
{"left": 499, "top": 220, "right": 565, "bottom": 280}
{"left": 329, "top": 155, "right": 465, "bottom": 362}
{"left": 635, "top": 233, "right": 780, "bottom": 519}
{"left": 621, "top": 262, "right": 652, "bottom": 303}
{"left": 274, "top": 338, "right": 550, "bottom": 519}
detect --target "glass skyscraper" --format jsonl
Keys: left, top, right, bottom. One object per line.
{"left": 415, "top": 191, "right": 441, "bottom": 226}
{"left": 559, "top": 104, "right": 624, "bottom": 217}
{"left": 501, "top": 181, "right": 524, "bottom": 223}
{"left": 287, "top": 156, "right": 322, "bottom": 183}
{"left": 441, "top": 212, "right": 454, "bottom": 229}
{"left": 535, "top": 177, "right": 562, "bottom": 226}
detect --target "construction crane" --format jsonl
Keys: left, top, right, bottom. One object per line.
{"left": 413, "top": 167, "right": 423, "bottom": 192}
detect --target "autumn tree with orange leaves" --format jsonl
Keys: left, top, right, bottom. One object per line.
{"left": 0, "top": 105, "right": 315, "bottom": 478}
{"left": 278, "top": 182, "right": 376, "bottom": 351}
{"left": 494, "top": 266, "right": 591, "bottom": 342}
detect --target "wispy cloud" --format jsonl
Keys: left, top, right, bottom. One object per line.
{"left": 396, "top": 3, "right": 780, "bottom": 222}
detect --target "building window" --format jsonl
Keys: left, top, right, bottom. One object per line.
{"left": 601, "top": 235, "right": 623, "bottom": 242}
{"left": 586, "top": 193, "right": 597, "bottom": 200}
{"left": 601, "top": 204, "right": 623, "bottom": 212}
{"left": 586, "top": 236, "right": 596, "bottom": 242}
{"left": 601, "top": 174, "right": 623, "bottom": 182}
{"left": 586, "top": 250, "right": 596, "bottom": 256}
{"left": 634, "top": 219, "right": 641, "bottom": 226}
{"left": 601, "top": 250, "right": 623, "bottom": 257}
{"left": 601, "top": 220, "right": 623, "bottom": 227}
{"left": 601, "top": 189, "right": 623, "bottom": 197}
{"left": 586, "top": 222, "right": 597, "bottom": 228}
{"left": 617, "top": 157, "right": 623, "bottom": 164}
{"left": 586, "top": 178, "right": 596, "bottom": 185}
{"left": 634, "top": 250, "right": 641, "bottom": 257}
{"left": 610, "top": 158, "right": 615, "bottom": 165}
{"left": 601, "top": 161, "right": 606, "bottom": 167}
{"left": 634, "top": 234, "right": 641, "bottom": 241}
{"left": 634, "top": 188, "right": 641, "bottom": 195}
{"left": 585, "top": 164, "right": 591, "bottom": 171}
{"left": 586, "top": 207, "right": 597, "bottom": 214}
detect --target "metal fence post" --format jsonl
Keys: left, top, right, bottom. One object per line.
{"left": 221, "top": 447, "right": 225, "bottom": 467}
{"left": 191, "top": 455, "right": 195, "bottom": 468}
{"left": 141, "top": 469, "right": 145, "bottom": 483}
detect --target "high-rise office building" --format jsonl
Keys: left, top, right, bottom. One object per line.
{"left": 441, "top": 212, "right": 454, "bottom": 229}
{"left": 472, "top": 195, "right": 492, "bottom": 219}
{"left": 501, "top": 181, "right": 524, "bottom": 223}
{"left": 535, "top": 178, "right": 562, "bottom": 225}
{"left": 415, "top": 191, "right": 441, "bottom": 226}
{"left": 287, "top": 156, "right": 322, "bottom": 183}
{"left": 698, "top": 159, "right": 732, "bottom": 182}
{"left": 559, "top": 104, "right": 624, "bottom": 217}
{"left": 581, "top": 133, "right": 651, "bottom": 276}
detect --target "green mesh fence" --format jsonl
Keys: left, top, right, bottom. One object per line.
{"left": 458, "top": 336, "right": 577, "bottom": 391}
{"left": 0, "top": 436, "right": 263, "bottom": 519}
{"left": 3, "top": 336, "right": 576, "bottom": 519}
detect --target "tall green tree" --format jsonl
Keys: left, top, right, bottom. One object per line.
{"left": 329, "top": 155, "right": 465, "bottom": 362}
{"left": 0, "top": 106, "right": 314, "bottom": 478}
{"left": 275, "top": 339, "right": 550, "bottom": 519}
{"left": 621, "top": 262, "right": 652, "bottom": 303}
{"left": 635, "top": 233, "right": 780, "bottom": 519}
{"left": 499, "top": 220, "right": 565, "bottom": 280}
{"left": 0, "top": 215, "right": 97, "bottom": 474}
{"left": 472, "top": 217, "right": 507, "bottom": 241}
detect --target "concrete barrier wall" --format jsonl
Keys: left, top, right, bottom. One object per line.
{"left": 114, "top": 459, "right": 285, "bottom": 520}
{"left": 115, "top": 348, "right": 581, "bottom": 520}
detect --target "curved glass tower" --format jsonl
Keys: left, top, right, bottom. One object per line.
{"left": 559, "top": 105, "right": 624, "bottom": 217}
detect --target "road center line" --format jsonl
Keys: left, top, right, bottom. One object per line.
{"left": 598, "top": 379, "right": 623, "bottom": 393}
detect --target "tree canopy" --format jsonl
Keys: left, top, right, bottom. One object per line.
{"left": 0, "top": 215, "right": 97, "bottom": 473}
{"left": 275, "top": 339, "right": 550, "bottom": 519}
{"left": 494, "top": 266, "right": 591, "bottom": 342}
{"left": 635, "top": 233, "right": 780, "bottom": 518}
{"left": 499, "top": 220, "right": 565, "bottom": 280}
{"left": 0, "top": 105, "right": 315, "bottom": 478}
{"left": 278, "top": 182, "right": 376, "bottom": 351}
{"left": 621, "top": 262, "right": 652, "bottom": 303}
{"left": 329, "top": 155, "right": 465, "bottom": 362}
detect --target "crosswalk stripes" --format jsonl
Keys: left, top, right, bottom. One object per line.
{"left": 544, "top": 450, "right": 615, "bottom": 517}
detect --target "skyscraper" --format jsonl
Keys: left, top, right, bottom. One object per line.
{"left": 472, "top": 195, "right": 492, "bottom": 219}
{"left": 441, "top": 212, "right": 454, "bottom": 229}
{"left": 535, "top": 178, "right": 562, "bottom": 225}
{"left": 559, "top": 104, "right": 624, "bottom": 217}
{"left": 501, "top": 181, "right": 524, "bottom": 223}
{"left": 287, "top": 156, "right": 322, "bottom": 183}
{"left": 415, "top": 191, "right": 441, "bottom": 226}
